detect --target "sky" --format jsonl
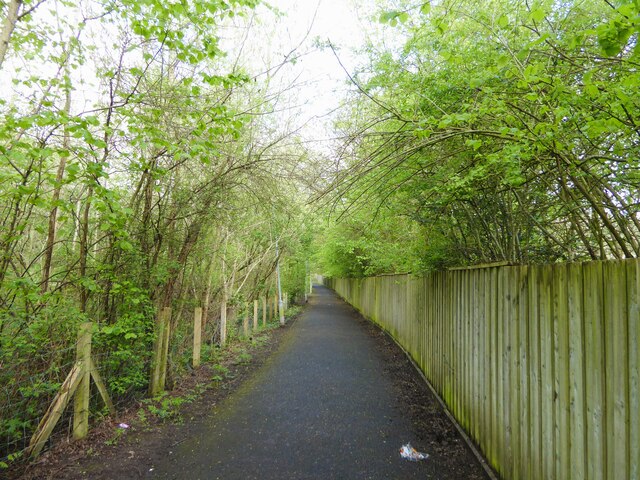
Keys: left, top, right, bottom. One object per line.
{"left": 233, "top": 0, "right": 374, "bottom": 148}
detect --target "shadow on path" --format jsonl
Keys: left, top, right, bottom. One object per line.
{"left": 150, "top": 285, "right": 488, "bottom": 479}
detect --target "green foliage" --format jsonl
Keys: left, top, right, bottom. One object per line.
{"left": 143, "top": 394, "right": 189, "bottom": 422}
{"left": 0, "top": 0, "right": 317, "bottom": 464}
{"left": 319, "top": 0, "right": 640, "bottom": 276}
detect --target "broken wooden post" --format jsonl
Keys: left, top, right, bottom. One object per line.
{"left": 73, "top": 322, "right": 92, "bottom": 440}
{"left": 89, "top": 358, "right": 114, "bottom": 414}
{"left": 243, "top": 302, "right": 249, "bottom": 337}
{"left": 220, "top": 300, "right": 227, "bottom": 347}
{"left": 193, "top": 307, "right": 202, "bottom": 367}
{"left": 27, "top": 323, "right": 115, "bottom": 459}
{"left": 262, "top": 296, "right": 267, "bottom": 326}
{"left": 27, "top": 363, "right": 84, "bottom": 458}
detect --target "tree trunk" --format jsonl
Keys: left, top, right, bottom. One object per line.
{"left": 41, "top": 80, "right": 71, "bottom": 293}
{"left": 0, "top": 0, "right": 22, "bottom": 70}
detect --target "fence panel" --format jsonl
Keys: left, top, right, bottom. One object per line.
{"left": 326, "top": 258, "right": 639, "bottom": 480}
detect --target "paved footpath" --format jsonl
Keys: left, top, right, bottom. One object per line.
{"left": 150, "top": 286, "right": 488, "bottom": 479}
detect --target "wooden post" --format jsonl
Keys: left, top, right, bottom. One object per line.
{"left": 28, "top": 363, "right": 84, "bottom": 458}
{"left": 149, "top": 308, "right": 171, "bottom": 396}
{"left": 89, "top": 358, "right": 114, "bottom": 414}
{"left": 150, "top": 310, "right": 165, "bottom": 396}
{"left": 253, "top": 299, "right": 259, "bottom": 330}
{"left": 262, "top": 296, "right": 267, "bottom": 326}
{"left": 158, "top": 307, "right": 171, "bottom": 393}
{"left": 220, "top": 300, "right": 227, "bottom": 347}
{"left": 273, "top": 295, "right": 278, "bottom": 321}
{"left": 73, "top": 322, "right": 92, "bottom": 440}
{"left": 193, "top": 307, "right": 202, "bottom": 367}
{"left": 243, "top": 302, "right": 249, "bottom": 337}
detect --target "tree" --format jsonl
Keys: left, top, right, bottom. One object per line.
{"left": 318, "top": 0, "right": 640, "bottom": 275}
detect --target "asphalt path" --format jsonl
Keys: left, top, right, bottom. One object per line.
{"left": 149, "top": 285, "right": 486, "bottom": 479}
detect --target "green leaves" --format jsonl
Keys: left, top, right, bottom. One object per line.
{"left": 379, "top": 10, "right": 409, "bottom": 27}
{"left": 327, "top": 0, "right": 640, "bottom": 271}
{"left": 528, "top": 8, "right": 546, "bottom": 23}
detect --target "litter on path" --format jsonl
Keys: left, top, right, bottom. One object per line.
{"left": 399, "top": 443, "right": 429, "bottom": 461}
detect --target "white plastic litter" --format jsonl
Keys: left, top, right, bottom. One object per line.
{"left": 399, "top": 443, "right": 429, "bottom": 461}
{"left": 118, "top": 423, "right": 130, "bottom": 429}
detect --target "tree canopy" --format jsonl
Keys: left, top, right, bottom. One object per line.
{"left": 315, "top": 0, "right": 640, "bottom": 276}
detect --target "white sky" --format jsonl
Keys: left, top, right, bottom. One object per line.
{"left": 234, "top": 0, "right": 373, "bottom": 148}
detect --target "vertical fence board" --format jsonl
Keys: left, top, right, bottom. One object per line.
{"left": 509, "top": 267, "right": 521, "bottom": 479}
{"left": 482, "top": 268, "right": 492, "bottom": 464}
{"left": 553, "top": 265, "right": 570, "bottom": 480}
{"left": 528, "top": 266, "right": 542, "bottom": 480}
{"left": 517, "top": 266, "right": 529, "bottom": 480}
{"left": 628, "top": 259, "right": 640, "bottom": 480}
{"left": 473, "top": 269, "right": 482, "bottom": 445}
{"left": 539, "top": 264, "right": 555, "bottom": 480}
{"left": 502, "top": 266, "right": 514, "bottom": 479}
{"left": 584, "top": 261, "right": 606, "bottom": 480}
{"left": 452, "top": 271, "right": 460, "bottom": 420}
{"left": 604, "top": 261, "right": 629, "bottom": 480}
{"left": 468, "top": 270, "right": 474, "bottom": 438}
{"left": 568, "top": 263, "right": 586, "bottom": 480}
{"left": 490, "top": 267, "right": 499, "bottom": 469}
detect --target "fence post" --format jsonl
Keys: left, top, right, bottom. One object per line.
{"left": 279, "top": 292, "right": 285, "bottom": 326}
{"left": 273, "top": 295, "right": 278, "bottom": 321}
{"left": 243, "top": 302, "right": 249, "bottom": 337}
{"left": 159, "top": 308, "right": 172, "bottom": 393}
{"left": 149, "top": 309, "right": 165, "bottom": 396}
{"left": 150, "top": 307, "right": 171, "bottom": 396}
{"left": 220, "top": 300, "right": 227, "bottom": 347}
{"left": 262, "top": 296, "right": 267, "bottom": 326}
{"left": 158, "top": 307, "right": 171, "bottom": 391}
{"left": 193, "top": 307, "right": 202, "bottom": 367}
{"left": 73, "top": 322, "right": 92, "bottom": 440}
{"left": 253, "top": 299, "right": 258, "bottom": 330}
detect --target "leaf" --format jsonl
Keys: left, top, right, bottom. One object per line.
{"left": 420, "top": 3, "right": 431, "bottom": 15}
{"left": 497, "top": 14, "right": 509, "bottom": 28}
{"left": 584, "top": 84, "right": 599, "bottom": 97}
{"left": 465, "top": 139, "right": 483, "bottom": 150}
{"left": 529, "top": 8, "right": 545, "bottom": 23}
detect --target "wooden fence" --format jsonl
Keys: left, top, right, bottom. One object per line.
{"left": 326, "top": 259, "right": 639, "bottom": 480}
{"left": 26, "top": 291, "right": 287, "bottom": 460}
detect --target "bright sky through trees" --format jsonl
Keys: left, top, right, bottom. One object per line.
{"left": 243, "top": 0, "right": 369, "bottom": 147}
